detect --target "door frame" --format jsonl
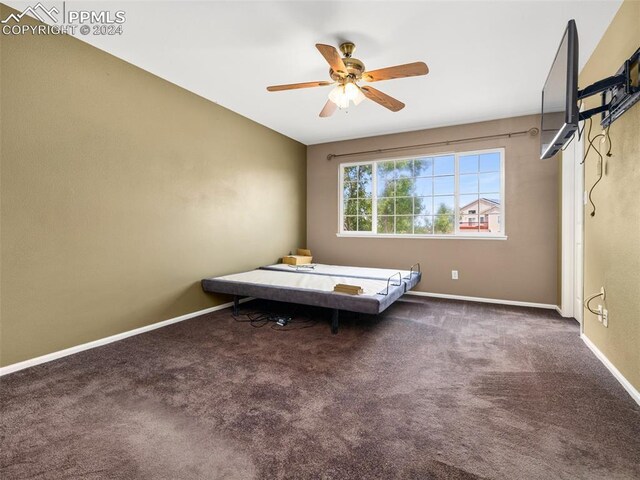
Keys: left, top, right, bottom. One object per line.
{"left": 559, "top": 132, "right": 584, "bottom": 323}
{"left": 574, "top": 133, "right": 584, "bottom": 329}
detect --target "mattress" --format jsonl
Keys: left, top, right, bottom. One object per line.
{"left": 201, "top": 263, "right": 421, "bottom": 315}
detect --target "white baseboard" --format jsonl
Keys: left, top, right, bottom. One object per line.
{"left": 0, "top": 297, "right": 254, "bottom": 377}
{"left": 555, "top": 305, "right": 578, "bottom": 320}
{"left": 581, "top": 334, "right": 640, "bottom": 406}
{"left": 405, "top": 290, "right": 557, "bottom": 310}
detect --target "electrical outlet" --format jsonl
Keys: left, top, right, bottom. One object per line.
{"left": 597, "top": 305, "right": 603, "bottom": 323}
{"left": 451, "top": 270, "right": 458, "bottom": 280}
{"left": 603, "top": 309, "right": 608, "bottom": 327}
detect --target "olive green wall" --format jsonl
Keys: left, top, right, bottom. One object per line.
{"left": 307, "top": 114, "right": 559, "bottom": 305}
{"left": 580, "top": 0, "right": 639, "bottom": 391}
{"left": 0, "top": 5, "right": 306, "bottom": 366}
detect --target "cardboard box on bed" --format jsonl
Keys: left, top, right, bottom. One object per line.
{"left": 282, "top": 255, "right": 313, "bottom": 265}
{"left": 334, "top": 284, "right": 364, "bottom": 295}
{"left": 282, "top": 248, "right": 313, "bottom": 265}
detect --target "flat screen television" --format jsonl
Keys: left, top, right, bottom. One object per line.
{"left": 540, "top": 20, "right": 579, "bottom": 159}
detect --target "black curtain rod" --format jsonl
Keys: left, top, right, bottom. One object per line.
{"left": 326, "top": 127, "right": 539, "bottom": 161}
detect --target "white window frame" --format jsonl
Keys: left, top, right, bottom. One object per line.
{"left": 337, "top": 148, "right": 507, "bottom": 240}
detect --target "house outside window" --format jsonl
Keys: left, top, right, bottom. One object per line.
{"left": 339, "top": 148, "right": 505, "bottom": 238}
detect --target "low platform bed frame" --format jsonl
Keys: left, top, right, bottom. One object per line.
{"left": 201, "top": 263, "right": 422, "bottom": 333}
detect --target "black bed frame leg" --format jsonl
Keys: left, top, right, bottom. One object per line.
{"left": 331, "top": 309, "right": 339, "bottom": 334}
{"left": 233, "top": 295, "right": 239, "bottom": 316}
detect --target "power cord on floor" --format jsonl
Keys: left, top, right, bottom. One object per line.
{"left": 232, "top": 304, "right": 318, "bottom": 331}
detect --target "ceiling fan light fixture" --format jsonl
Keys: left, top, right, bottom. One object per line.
{"left": 328, "top": 82, "right": 365, "bottom": 109}
{"left": 345, "top": 82, "right": 366, "bottom": 105}
{"left": 328, "top": 84, "right": 350, "bottom": 109}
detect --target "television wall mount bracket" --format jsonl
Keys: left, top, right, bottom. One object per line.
{"left": 577, "top": 47, "right": 640, "bottom": 124}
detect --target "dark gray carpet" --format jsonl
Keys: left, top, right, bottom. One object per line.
{"left": 1, "top": 297, "right": 639, "bottom": 479}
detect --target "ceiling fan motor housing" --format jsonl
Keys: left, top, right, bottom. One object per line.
{"left": 330, "top": 57, "right": 365, "bottom": 82}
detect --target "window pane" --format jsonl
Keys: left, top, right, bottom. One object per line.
{"left": 344, "top": 166, "right": 358, "bottom": 182}
{"left": 396, "top": 177, "right": 416, "bottom": 196}
{"left": 377, "top": 216, "right": 394, "bottom": 234}
{"left": 357, "top": 215, "right": 372, "bottom": 231}
{"left": 459, "top": 155, "right": 478, "bottom": 174}
{"left": 359, "top": 164, "right": 372, "bottom": 183}
{"left": 414, "top": 157, "right": 433, "bottom": 176}
{"left": 434, "top": 196, "right": 454, "bottom": 215}
{"left": 479, "top": 172, "right": 500, "bottom": 193}
{"left": 396, "top": 159, "right": 413, "bottom": 179}
{"left": 346, "top": 176, "right": 371, "bottom": 199}
{"left": 358, "top": 199, "right": 372, "bottom": 216}
{"left": 377, "top": 161, "right": 395, "bottom": 196}
{"left": 434, "top": 155, "right": 454, "bottom": 175}
{"left": 358, "top": 172, "right": 372, "bottom": 198}
{"left": 344, "top": 216, "right": 357, "bottom": 231}
{"left": 434, "top": 215, "right": 454, "bottom": 234}
{"left": 414, "top": 216, "right": 433, "bottom": 234}
{"left": 414, "top": 196, "right": 433, "bottom": 215}
{"left": 396, "top": 216, "right": 413, "bottom": 234}
{"left": 480, "top": 152, "right": 501, "bottom": 172}
{"left": 378, "top": 160, "right": 395, "bottom": 177}
{"left": 459, "top": 195, "right": 479, "bottom": 214}
{"left": 482, "top": 213, "right": 501, "bottom": 234}
{"left": 480, "top": 194, "right": 501, "bottom": 210}
{"left": 344, "top": 198, "right": 358, "bottom": 216}
{"left": 360, "top": 182, "right": 372, "bottom": 198}
{"left": 415, "top": 177, "right": 432, "bottom": 196}
{"left": 479, "top": 197, "right": 501, "bottom": 217}
{"left": 343, "top": 181, "right": 358, "bottom": 200}
{"left": 396, "top": 197, "right": 413, "bottom": 215}
{"left": 459, "top": 174, "right": 478, "bottom": 194}
{"left": 434, "top": 175, "right": 454, "bottom": 195}
{"left": 378, "top": 178, "right": 395, "bottom": 197}
{"left": 459, "top": 210, "right": 480, "bottom": 233}
{"left": 377, "top": 197, "right": 394, "bottom": 215}
{"left": 471, "top": 198, "right": 501, "bottom": 234}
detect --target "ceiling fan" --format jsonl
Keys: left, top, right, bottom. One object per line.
{"left": 266, "top": 42, "right": 429, "bottom": 117}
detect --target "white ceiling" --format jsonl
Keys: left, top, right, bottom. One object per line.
{"left": 9, "top": 1, "right": 622, "bottom": 144}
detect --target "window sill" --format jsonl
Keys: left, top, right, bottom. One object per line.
{"left": 336, "top": 233, "right": 508, "bottom": 240}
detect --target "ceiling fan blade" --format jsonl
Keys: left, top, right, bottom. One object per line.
{"left": 267, "top": 81, "right": 333, "bottom": 92}
{"left": 319, "top": 99, "right": 337, "bottom": 117}
{"left": 316, "top": 44, "right": 348, "bottom": 77}
{"left": 360, "top": 86, "right": 405, "bottom": 112}
{"left": 362, "top": 62, "right": 429, "bottom": 82}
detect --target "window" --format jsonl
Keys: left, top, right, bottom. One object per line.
{"left": 342, "top": 164, "right": 373, "bottom": 232}
{"left": 339, "top": 148, "right": 504, "bottom": 238}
